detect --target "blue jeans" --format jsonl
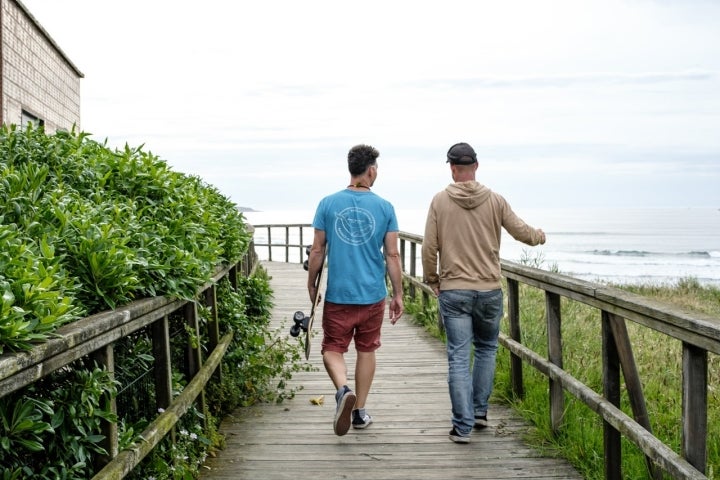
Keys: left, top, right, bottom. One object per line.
{"left": 439, "top": 289, "right": 503, "bottom": 435}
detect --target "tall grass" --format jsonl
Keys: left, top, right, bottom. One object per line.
{"left": 404, "top": 276, "right": 720, "bottom": 479}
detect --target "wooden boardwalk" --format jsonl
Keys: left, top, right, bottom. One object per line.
{"left": 201, "top": 261, "right": 582, "bottom": 479}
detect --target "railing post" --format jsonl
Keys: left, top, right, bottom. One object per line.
{"left": 299, "top": 226, "right": 305, "bottom": 264}
{"left": 266, "top": 226, "right": 273, "bottom": 261}
{"left": 245, "top": 243, "right": 257, "bottom": 277}
{"left": 607, "top": 313, "right": 662, "bottom": 480}
{"left": 399, "top": 238, "right": 406, "bottom": 273}
{"left": 153, "top": 314, "right": 173, "bottom": 410}
{"left": 205, "top": 285, "right": 222, "bottom": 383}
{"left": 602, "top": 310, "right": 622, "bottom": 480}
{"left": 682, "top": 342, "right": 708, "bottom": 474}
{"left": 152, "top": 314, "right": 175, "bottom": 443}
{"left": 184, "top": 301, "right": 208, "bottom": 429}
{"left": 409, "top": 242, "right": 417, "bottom": 299}
{"left": 229, "top": 263, "right": 238, "bottom": 290}
{"left": 546, "top": 291, "right": 563, "bottom": 433}
{"left": 506, "top": 278, "right": 523, "bottom": 398}
{"left": 285, "top": 226, "right": 290, "bottom": 262}
{"left": 92, "top": 345, "right": 118, "bottom": 469}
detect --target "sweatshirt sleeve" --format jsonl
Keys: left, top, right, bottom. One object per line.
{"left": 421, "top": 199, "right": 440, "bottom": 287}
{"left": 500, "top": 197, "right": 544, "bottom": 246}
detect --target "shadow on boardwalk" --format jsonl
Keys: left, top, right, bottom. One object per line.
{"left": 201, "top": 261, "right": 582, "bottom": 480}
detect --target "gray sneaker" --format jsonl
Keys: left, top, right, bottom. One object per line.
{"left": 352, "top": 409, "right": 373, "bottom": 429}
{"left": 333, "top": 387, "right": 356, "bottom": 436}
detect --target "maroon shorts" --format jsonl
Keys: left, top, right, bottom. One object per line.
{"left": 321, "top": 299, "right": 386, "bottom": 354}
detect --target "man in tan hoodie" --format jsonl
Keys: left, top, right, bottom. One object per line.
{"left": 422, "top": 142, "right": 546, "bottom": 444}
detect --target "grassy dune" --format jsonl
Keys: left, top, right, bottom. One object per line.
{"left": 493, "top": 278, "right": 719, "bottom": 479}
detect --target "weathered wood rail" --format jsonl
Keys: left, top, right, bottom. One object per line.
{"left": 0, "top": 243, "right": 259, "bottom": 477}
{"left": 253, "top": 224, "right": 720, "bottom": 480}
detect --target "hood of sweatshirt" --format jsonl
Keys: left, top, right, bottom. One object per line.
{"left": 445, "top": 181, "right": 491, "bottom": 210}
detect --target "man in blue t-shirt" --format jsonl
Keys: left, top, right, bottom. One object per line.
{"left": 307, "top": 144, "right": 404, "bottom": 436}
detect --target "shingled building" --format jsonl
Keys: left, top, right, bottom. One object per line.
{"left": 0, "top": 0, "right": 83, "bottom": 132}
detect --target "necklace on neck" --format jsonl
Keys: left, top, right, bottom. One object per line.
{"left": 348, "top": 183, "right": 371, "bottom": 190}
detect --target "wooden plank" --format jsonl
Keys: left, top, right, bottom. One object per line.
{"left": 545, "top": 291, "right": 563, "bottom": 433}
{"left": 682, "top": 343, "right": 708, "bottom": 474}
{"left": 0, "top": 298, "right": 186, "bottom": 397}
{"left": 507, "top": 278, "right": 524, "bottom": 398}
{"left": 201, "top": 262, "right": 583, "bottom": 480}
{"left": 602, "top": 311, "right": 622, "bottom": 480}
{"left": 607, "top": 312, "right": 662, "bottom": 479}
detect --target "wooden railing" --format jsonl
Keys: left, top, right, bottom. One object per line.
{"left": 0, "top": 243, "right": 259, "bottom": 478}
{"left": 253, "top": 224, "right": 314, "bottom": 263}
{"left": 253, "top": 224, "right": 718, "bottom": 480}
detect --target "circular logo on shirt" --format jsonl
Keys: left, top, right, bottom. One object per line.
{"left": 335, "top": 207, "right": 376, "bottom": 245}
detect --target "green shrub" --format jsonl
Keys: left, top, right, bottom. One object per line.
{"left": 0, "top": 223, "right": 81, "bottom": 353}
{"left": 0, "top": 362, "right": 117, "bottom": 479}
{"left": 0, "top": 124, "right": 251, "bottom": 349}
{"left": 0, "top": 125, "right": 280, "bottom": 478}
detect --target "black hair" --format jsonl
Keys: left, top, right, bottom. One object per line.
{"left": 347, "top": 144, "right": 379, "bottom": 176}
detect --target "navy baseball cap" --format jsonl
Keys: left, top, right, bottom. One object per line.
{"left": 446, "top": 142, "right": 477, "bottom": 165}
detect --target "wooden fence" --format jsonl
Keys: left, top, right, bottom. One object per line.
{"left": 252, "top": 223, "right": 314, "bottom": 263}
{"left": 253, "top": 224, "right": 719, "bottom": 480}
{"left": 0, "top": 242, "right": 258, "bottom": 478}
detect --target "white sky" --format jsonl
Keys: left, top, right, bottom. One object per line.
{"left": 21, "top": 0, "right": 720, "bottom": 212}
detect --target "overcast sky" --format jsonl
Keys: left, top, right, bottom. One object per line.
{"left": 21, "top": 0, "right": 720, "bottom": 212}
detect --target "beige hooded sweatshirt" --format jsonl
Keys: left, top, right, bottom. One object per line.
{"left": 422, "top": 181, "right": 544, "bottom": 291}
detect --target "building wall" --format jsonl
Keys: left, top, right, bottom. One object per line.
{"left": 1, "top": 0, "right": 82, "bottom": 133}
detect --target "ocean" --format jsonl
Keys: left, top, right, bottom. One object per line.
{"left": 244, "top": 207, "right": 720, "bottom": 288}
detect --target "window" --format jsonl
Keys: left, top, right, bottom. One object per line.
{"left": 21, "top": 110, "right": 44, "bottom": 128}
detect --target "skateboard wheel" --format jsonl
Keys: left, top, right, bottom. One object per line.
{"left": 303, "top": 259, "right": 309, "bottom": 271}
{"left": 293, "top": 311, "right": 305, "bottom": 322}
{"left": 290, "top": 324, "right": 301, "bottom": 337}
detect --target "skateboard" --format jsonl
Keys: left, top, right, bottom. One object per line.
{"left": 290, "top": 246, "right": 325, "bottom": 360}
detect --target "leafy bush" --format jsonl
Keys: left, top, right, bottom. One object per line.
{"left": 0, "top": 125, "right": 270, "bottom": 478}
{"left": 0, "top": 362, "right": 117, "bottom": 479}
{"left": 0, "top": 125, "right": 249, "bottom": 351}
{"left": 0, "top": 223, "right": 81, "bottom": 353}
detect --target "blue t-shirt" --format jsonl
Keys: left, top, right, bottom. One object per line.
{"left": 313, "top": 189, "right": 398, "bottom": 305}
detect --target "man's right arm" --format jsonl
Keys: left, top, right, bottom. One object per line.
{"left": 307, "top": 229, "right": 326, "bottom": 302}
{"left": 501, "top": 200, "right": 546, "bottom": 246}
